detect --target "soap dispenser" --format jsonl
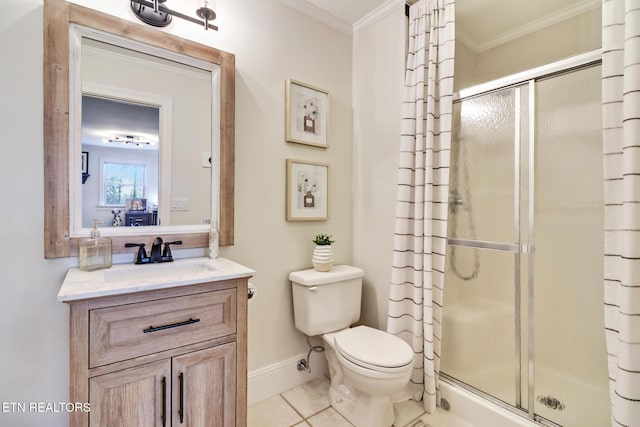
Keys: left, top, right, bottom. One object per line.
{"left": 79, "top": 220, "right": 112, "bottom": 271}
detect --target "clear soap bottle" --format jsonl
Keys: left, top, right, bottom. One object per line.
{"left": 79, "top": 220, "right": 112, "bottom": 271}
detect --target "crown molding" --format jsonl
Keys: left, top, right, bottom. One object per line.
{"left": 459, "top": 0, "right": 601, "bottom": 53}
{"left": 276, "top": 0, "right": 352, "bottom": 35}
{"left": 353, "top": 0, "right": 404, "bottom": 34}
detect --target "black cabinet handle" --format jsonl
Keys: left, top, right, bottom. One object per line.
{"left": 178, "top": 372, "right": 185, "bottom": 424}
{"left": 143, "top": 318, "right": 200, "bottom": 333}
{"left": 161, "top": 376, "right": 167, "bottom": 427}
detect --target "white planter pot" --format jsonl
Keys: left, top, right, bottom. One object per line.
{"left": 312, "top": 245, "right": 333, "bottom": 272}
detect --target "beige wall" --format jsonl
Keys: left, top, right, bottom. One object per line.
{"left": 0, "top": 1, "right": 351, "bottom": 425}
{"left": 216, "top": 1, "right": 354, "bottom": 371}
{"left": 352, "top": 8, "right": 405, "bottom": 330}
{"left": 0, "top": 5, "right": 75, "bottom": 427}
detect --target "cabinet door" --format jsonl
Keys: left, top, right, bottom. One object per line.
{"left": 90, "top": 359, "right": 171, "bottom": 427}
{"left": 172, "top": 343, "right": 237, "bottom": 427}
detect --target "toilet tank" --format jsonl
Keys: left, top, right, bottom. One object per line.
{"left": 289, "top": 265, "right": 364, "bottom": 336}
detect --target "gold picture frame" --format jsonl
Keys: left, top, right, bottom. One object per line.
{"left": 286, "top": 159, "right": 329, "bottom": 221}
{"left": 285, "top": 79, "right": 329, "bottom": 148}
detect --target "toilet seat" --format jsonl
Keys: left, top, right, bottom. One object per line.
{"left": 333, "top": 326, "right": 413, "bottom": 373}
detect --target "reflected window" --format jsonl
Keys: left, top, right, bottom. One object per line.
{"left": 103, "top": 162, "right": 146, "bottom": 206}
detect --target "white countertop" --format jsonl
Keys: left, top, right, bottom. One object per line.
{"left": 58, "top": 257, "right": 255, "bottom": 302}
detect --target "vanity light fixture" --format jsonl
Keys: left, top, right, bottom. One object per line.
{"left": 130, "top": 0, "right": 218, "bottom": 31}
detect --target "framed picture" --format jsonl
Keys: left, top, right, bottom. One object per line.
{"left": 286, "top": 159, "right": 329, "bottom": 221}
{"left": 285, "top": 79, "right": 329, "bottom": 148}
{"left": 81, "top": 151, "right": 89, "bottom": 174}
{"left": 126, "top": 198, "right": 147, "bottom": 212}
{"left": 81, "top": 151, "right": 90, "bottom": 184}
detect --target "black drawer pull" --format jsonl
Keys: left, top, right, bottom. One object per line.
{"left": 178, "top": 372, "right": 185, "bottom": 423}
{"left": 161, "top": 376, "right": 167, "bottom": 427}
{"left": 143, "top": 318, "right": 200, "bottom": 333}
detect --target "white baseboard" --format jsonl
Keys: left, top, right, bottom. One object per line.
{"left": 247, "top": 352, "right": 329, "bottom": 406}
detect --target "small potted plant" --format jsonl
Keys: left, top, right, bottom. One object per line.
{"left": 312, "top": 233, "right": 335, "bottom": 272}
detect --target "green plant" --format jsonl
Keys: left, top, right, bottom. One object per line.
{"left": 312, "top": 233, "right": 335, "bottom": 246}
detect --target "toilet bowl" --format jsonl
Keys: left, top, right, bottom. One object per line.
{"left": 289, "top": 266, "right": 415, "bottom": 427}
{"left": 322, "top": 326, "right": 414, "bottom": 427}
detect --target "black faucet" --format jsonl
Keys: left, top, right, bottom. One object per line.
{"left": 125, "top": 238, "right": 182, "bottom": 264}
{"left": 162, "top": 240, "right": 183, "bottom": 261}
{"left": 149, "top": 237, "right": 164, "bottom": 263}
{"left": 124, "top": 243, "right": 147, "bottom": 264}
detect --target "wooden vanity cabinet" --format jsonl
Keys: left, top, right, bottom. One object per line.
{"left": 66, "top": 278, "right": 248, "bottom": 427}
{"left": 88, "top": 359, "right": 170, "bottom": 426}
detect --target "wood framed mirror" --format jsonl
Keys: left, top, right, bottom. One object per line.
{"left": 44, "top": 0, "right": 234, "bottom": 258}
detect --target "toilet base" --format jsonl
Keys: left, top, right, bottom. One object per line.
{"left": 323, "top": 342, "right": 399, "bottom": 427}
{"left": 329, "top": 383, "right": 395, "bottom": 427}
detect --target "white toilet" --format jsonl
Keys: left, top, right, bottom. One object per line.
{"left": 289, "top": 265, "right": 414, "bottom": 427}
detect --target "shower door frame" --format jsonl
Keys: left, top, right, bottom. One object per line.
{"left": 443, "top": 48, "right": 602, "bottom": 427}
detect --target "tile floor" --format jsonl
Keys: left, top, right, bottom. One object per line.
{"left": 247, "top": 377, "right": 475, "bottom": 427}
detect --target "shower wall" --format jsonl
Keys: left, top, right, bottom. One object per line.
{"left": 441, "top": 64, "right": 610, "bottom": 426}
{"left": 454, "top": 7, "right": 601, "bottom": 91}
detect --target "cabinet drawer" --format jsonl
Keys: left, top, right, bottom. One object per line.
{"left": 89, "top": 289, "right": 236, "bottom": 368}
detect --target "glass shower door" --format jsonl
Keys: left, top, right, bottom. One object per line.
{"left": 442, "top": 63, "right": 611, "bottom": 426}
{"left": 442, "top": 86, "right": 526, "bottom": 407}
{"left": 532, "top": 65, "right": 610, "bottom": 426}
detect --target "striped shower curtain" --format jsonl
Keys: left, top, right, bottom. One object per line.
{"left": 602, "top": 0, "right": 640, "bottom": 425}
{"left": 387, "top": 0, "right": 455, "bottom": 414}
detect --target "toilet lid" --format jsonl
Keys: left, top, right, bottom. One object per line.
{"left": 334, "top": 326, "right": 414, "bottom": 369}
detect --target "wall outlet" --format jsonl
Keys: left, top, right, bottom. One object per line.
{"left": 202, "top": 152, "right": 212, "bottom": 168}
{"left": 171, "top": 197, "right": 189, "bottom": 211}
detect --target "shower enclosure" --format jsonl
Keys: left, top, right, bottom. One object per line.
{"left": 441, "top": 52, "right": 611, "bottom": 427}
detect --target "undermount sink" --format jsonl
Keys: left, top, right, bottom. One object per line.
{"left": 58, "top": 257, "right": 255, "bottom": 302}
{"left": 104, "top": 261, "right": 217, "bottom": 283}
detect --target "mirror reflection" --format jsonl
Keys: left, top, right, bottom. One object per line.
{"left": 82, "top": 95, "right": 160, "bottom": 227}
{"left": 77, "top": 36, "right": 213, "bottom": 231}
